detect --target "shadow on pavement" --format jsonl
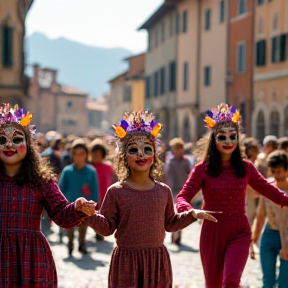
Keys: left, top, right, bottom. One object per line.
{"left": 86, "top": 239, "right": 114, "bottom": 255}
{"left": 63, "top": 253, "right": 108, "bottom": 270}
{"left": 168, "top": 243, "right": 199, "bottom": 253}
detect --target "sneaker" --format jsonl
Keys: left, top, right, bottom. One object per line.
{"left": 78, "top": 245, "right": 88, "bottom": 254}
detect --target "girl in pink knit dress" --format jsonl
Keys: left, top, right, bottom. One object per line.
{"left": 82, "top": 111, "right": 218, "bottom": 288}
{"left": 0, "top": 103, "right": 94, "bottom": 288}
{"left": 176, "top": 104, "right": 288, "bottom": 288}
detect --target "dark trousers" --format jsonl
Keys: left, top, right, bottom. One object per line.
{"left": 67, "top": 222, "right": 88, "bottom": 249}
{"left": 200, "top": 214, "right": 251, "bottom": 288}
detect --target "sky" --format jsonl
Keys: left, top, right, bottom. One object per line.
{"left": 26, "top": 0, "right": 164, "bottom": 53}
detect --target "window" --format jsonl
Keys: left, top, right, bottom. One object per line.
{"left": 204, "top": 66, "right": 211, "bottom": 86}
{"left": 154, "top": 71, "right": 159, "bottom": 97}
{"left": 239, "top": 0, "right": 246, "bottom": 15}
{"left": 280, "top": 34, "right": 287, "bottom": 62}
{"left": 145, "top": 76, "right": 151, "bottom": 99}
{"left": 169, "top": 13, "right": 174, "bottom": 37}
{"left": 237, "top": 43, "right": 246, "bottom": 72}
{"left": 271, "top": 36, "right": 280, "bottom": 63}
{"left": 169, "top": 61, "right": 177, "bottom": 92}
{"left": 220, "top": 1, "right": 225, "bottom": 23}
{"left": 258, "top": 0, "right": 265, "bottom": 4}
{"left": 160, "top": 67, "right": 165, "bottom": 95}
{"left": 205, "top": 9, "right": 211, "bottom": 31}
{"left": 256, "top": 40, "right": 266, "bottom": 66}
{"left": 67, "top": 101, "right": 73, "bottom": 107}
{"left": 2, "top": 26, "right": 13, "bottom": 68}
{"left": 161, "top": 21, "right": 165, "bottom": 42}
{"left": 183, "top": 11, "right": 188, "bottom": 33}
{"left": 183, "top": 62, "right": 189, "bottom": 91}
{"left": 176, "top": 13, "right": 180, "bottom": 34}
{"left": 123, "top": 85, "right": 132, "bottom": 102}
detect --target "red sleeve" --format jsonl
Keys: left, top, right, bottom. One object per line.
{"left": 247, "top": 160, "right": 288, "bottom": 207}
{"left": 42, "top": 181, "right": 87, "bottom": 229}
{"left": 165, "top": 185, "right": 196, "bottom": 232}
{"left": 175, "top": 162, "right": 204, "bottom": 212}
{"left": 85, "top": 187, "right": 119, "bottom": 236}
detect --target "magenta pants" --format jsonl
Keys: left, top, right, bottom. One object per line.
{"left": 199, "top": 214, "right": 251, "bottom": 288}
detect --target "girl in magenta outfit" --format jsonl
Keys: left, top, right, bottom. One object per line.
{"left": 175, "top": 103, "right": 288, "bottom": 288}
{"left": 78, "top": 111, "right": 217, "bottom": 288}
{"left": 0, "top": 103, "right": 94, "bottom": 288}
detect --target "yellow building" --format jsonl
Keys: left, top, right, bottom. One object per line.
{"left": 252, "top": 0, "right": 288, "bottom": 142}
{"left": 108, "top": 53, "right": 145, "bottom": 125}
{"left": 0, "top": 0, "right": 33, "bottom": 105}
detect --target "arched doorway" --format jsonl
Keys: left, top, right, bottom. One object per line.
{"left": 256, "top": 110, "right": 265, "bottom": 144}
{"left": 270, "top": 109, "right": 280, "bottom": 137}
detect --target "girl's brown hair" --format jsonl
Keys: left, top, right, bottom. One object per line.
{"left": 113, "top": 132, "right": 163, "bottom": 183}
{"left": 0, "top": 124, "right": 56, "bottom": 186}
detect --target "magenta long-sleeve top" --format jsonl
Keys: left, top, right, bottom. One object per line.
{"left": 176, "top": 159, "right": 288, "bottom": 214}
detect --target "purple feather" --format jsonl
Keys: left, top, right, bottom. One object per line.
{"left": 120, "top": 120, "right": 129, "bottom": 131}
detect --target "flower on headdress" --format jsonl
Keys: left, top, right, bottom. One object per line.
{"left": 204, "top": 103, "right": 241, "bottom": 128}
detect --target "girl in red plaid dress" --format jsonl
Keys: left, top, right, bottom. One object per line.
{"left": 80, "top": 111, "right": 217, "bottom": 288}
{"left": 0, "top": 103, "right": 95, "bottom": 288}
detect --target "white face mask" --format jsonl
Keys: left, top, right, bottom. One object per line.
{"left": 0, "top": 127, "right": 26, "bottom": 150}
{"left": 126, "top": 137, "right": 155, "bottom": 158}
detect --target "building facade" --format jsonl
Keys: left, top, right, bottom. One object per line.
{"left": 252, "top": 0, "right": 288, "bottom": 142}
{"left": 0, "top": 0, "right": 33, "bottom": 105}
{"left": 227, "top": 0, "right": 254, "bottom": 135}
{"left": 108, "top": 53, "right": 146, "bottom": 125}
{"left": 28, "top": 65, "right": 88, "bottom": 135}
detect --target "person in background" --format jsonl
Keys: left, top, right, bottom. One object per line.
{"left": 166, "top": 137, "right": 192, "bottom": 245}
{"left": 243, "top": 137, "right": 261, "bottom": 227}
{"left": 89, "top": 138, "right": 114, "bottom": 241}
{"left": 252, "top": 150, "right": 288, "bottom": 288}
{"left": 59, "top": 138, "right": 99, "bottom": 256}
{"left": 256, "top": 135, "right": 278, "bottom": 178}
{"left": 278, "top": 137, "right": 288, "bottom": 154}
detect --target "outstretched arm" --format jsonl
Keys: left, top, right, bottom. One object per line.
{"left": 176, "top": 163, "right": 204, "bottom": 212}
{"left": 85, "top": 188, "right": 119, "bottom": 236}
{"left": 42, "top": 181, "right": 88, "bottom": 229}
{"left": 247, "top": 162, "right": 288, "bottom": 206}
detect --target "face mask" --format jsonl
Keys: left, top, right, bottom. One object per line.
{"left": 215, "top": 134, "right": 238, "bottom": 144}
{"left": 0, "top": 127, "right": 25, "bottom": 150}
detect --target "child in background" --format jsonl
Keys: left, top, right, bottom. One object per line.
{"left": 77, "top": 111, "right": 217, "bottom": 288}
{"left": 90, "top": 138, "right": 114, "bottom": 241}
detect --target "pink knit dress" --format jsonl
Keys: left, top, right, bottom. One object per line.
{"left": 86, "top": 181, "right": 196, "bottom": 288}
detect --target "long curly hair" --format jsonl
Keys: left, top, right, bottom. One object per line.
{"left": 0, "top": 123, "right": 56, "bottom": 186}
{"left": 202, "top": 123, "right": 246, "bottom": 178}
{"left": 113, "top": 132, "right": 163, "bottom": 183}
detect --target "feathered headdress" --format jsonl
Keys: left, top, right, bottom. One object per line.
{"left": 112, "top": 110, "right": 162, "bottom": 139}
{"left": 0, "top": 103, "right": 36, "bottom": 134}
{"left": 204, "top": 103, "right": 241, "bottom": 128}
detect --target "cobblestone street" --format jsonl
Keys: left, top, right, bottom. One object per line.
{"left": 46, "top": 221, "right": 263, "bottom": 288}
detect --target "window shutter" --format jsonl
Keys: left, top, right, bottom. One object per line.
{"left": 280, "top": 34, "right": 286, "bottom": 62}
{"left": 271, "top": 36, "right": 277, "bottom": 63}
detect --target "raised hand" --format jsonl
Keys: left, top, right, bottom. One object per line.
{"left": 75, "top": 197, "right": 96, "bottom": 216}
{"left": 191, "top": 209, "right": 220, "bottom": 222}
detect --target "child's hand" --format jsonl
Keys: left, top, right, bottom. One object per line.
{"left": 75, "top": 197, "right": 96, "bottom": 216}
{"left": 191, "top": 209, "right": 219, "bottom": 222}
{"left": 280, "top": 248, "right": 288, "bottom": 260}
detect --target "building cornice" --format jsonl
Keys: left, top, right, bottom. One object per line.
{"left": 254, "top": 69, "right": 288, "bottom": 82}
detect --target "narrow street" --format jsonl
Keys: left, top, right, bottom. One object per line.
{"left": 46, "top": 221, "right": 263, "bottom": 288}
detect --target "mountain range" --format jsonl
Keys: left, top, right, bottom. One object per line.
{"left": 25, "top": 32, "right": 133, "bottom": 97}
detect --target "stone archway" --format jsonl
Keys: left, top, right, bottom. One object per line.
{"left": 256, "top": 110, "right": 265, "bottom": 143}
{"left": 270, "top": 109, "right": 280, "bottom": 137}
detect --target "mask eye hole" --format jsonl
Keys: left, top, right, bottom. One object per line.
{"left": 216, "top": 135, "right": 226, "bottom": 142}
{"left": 230, "top": 134, "right": 237, "bottom": 141}
{"left": 0, "top": 136, "right": 7, "bottom": 145}
{"left": 12, "top": 137, "right": 24, "bottom": 145}
{"left": 128, "top": 147, "right": 138, "bottom": 155}
{"left": 144, "top": 146, "right": 154, "bottom": 156}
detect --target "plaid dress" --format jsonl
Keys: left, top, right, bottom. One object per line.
{"left": 0, "top": 174, "right": 86, "bottom": 288}
{"left": 86, "top": 182, "right": 196, "bottom": 288}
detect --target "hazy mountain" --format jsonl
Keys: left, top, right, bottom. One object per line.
{"left": 25, "top": 32, "right": 133, "bottom": 97}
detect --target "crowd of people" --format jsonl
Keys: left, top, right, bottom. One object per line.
{"left": 1, "top": 102, "right": 288, "bottom": 288}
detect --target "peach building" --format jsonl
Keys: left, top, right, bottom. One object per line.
{"left": 227, "top": 0, "right": 254, "bottom": 136}
{"left": 252, "top": 0, "right": 288, "bottom": 142}
{"left": 28, "top": 65, "right": 88, "bottom": 135}
{"left": 0, "top": 0, "right": 34, "bottom": 105}
{"left": 107, "top": 53, "right": 145, "bottom": 125}
{"left": 139, "top": 2, "right": 178, "bottom": 143}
